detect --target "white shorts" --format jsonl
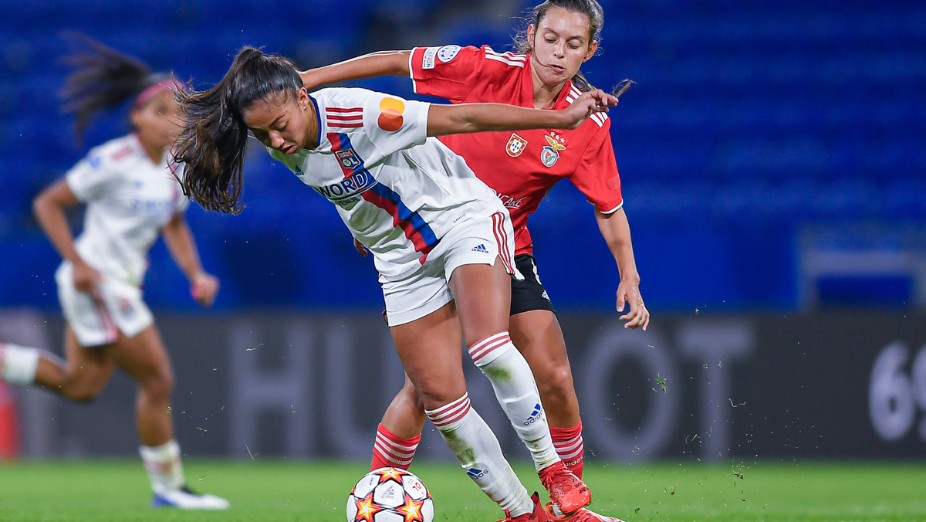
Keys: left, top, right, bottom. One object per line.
{"left": 55, "top": 262, "right": 153, "bottom": 347}
{"left": 380, "top": 211, "right": 521, "bottom": 327}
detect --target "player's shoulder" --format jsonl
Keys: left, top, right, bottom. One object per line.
{"left": 480, "top": 46, "right": 528, "bottom": 70}
{"left": 314, "top": 87, "right": 406, "bottom": 112}
{"left": 84, "top": 134, "right": 140, "bottom": 169}
{"left": 420, "top": 44, "right": 527, "bottom": 74}
{"left": 563, "top": 83, "right": 611, "bottom": 132}
{"left": 314, "top": 86, "right": 393, "bottom": 103}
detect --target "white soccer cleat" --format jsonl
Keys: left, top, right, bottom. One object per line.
{"left": 151, "top": 486, "right": 230, "bottom": 510}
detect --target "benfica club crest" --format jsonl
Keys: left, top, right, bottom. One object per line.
{"left": 506, "top": 133, "right": 528, "bottom": 157}
{"left": 540, "top": 134, "right": 567, "bottom": 167}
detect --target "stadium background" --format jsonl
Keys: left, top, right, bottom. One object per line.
{"left": 1, "top": 0, "right": 925, "bottom": 464}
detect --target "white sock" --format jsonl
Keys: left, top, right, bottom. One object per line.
{"left": 426, "top": 393, "right": 534, "bottom": 517}
{"left": 0, "top": 343, "right": 40, "bottom": 385}
{"left": 140, "top": 440, "right": 185, "bottom": 493}
{"left": 469, "top": 332, "right": 560, "bottom": 472}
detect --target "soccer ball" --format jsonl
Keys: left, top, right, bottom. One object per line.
{"left": 346, "top": 467, "right": 434, "bottom": 522}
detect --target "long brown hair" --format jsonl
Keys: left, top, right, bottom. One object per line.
{"left": 512, "top": 0, "right": 605, "bottom": 92}
{"left": 60, "top": 32, "right": 176, "bottom": 144}
{"left": 172, "top": 47, "right": 303, "bottom": 214}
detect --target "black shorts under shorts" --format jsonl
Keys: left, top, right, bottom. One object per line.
{"left": 510, "top": 254, "right": 556, "bottom": 316}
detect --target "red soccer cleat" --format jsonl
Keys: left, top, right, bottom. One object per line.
{"left": 538, "top": 461, "right": 591, "bottom": 515}
{"left": 498, "top": 492, "right": 549, "bottom": 522}
{"left": 545, "top": 503, "right": 626, "bottom": 522}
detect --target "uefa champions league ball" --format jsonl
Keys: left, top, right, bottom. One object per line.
{"left": 346, "top": 467, "right": 434, "bottom": 522}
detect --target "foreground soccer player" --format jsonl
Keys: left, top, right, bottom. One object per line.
{"left": 300, "top": 1, "right": 642, "bottom": 520}
{"left": 173, "top": 46, "right": 617, "bottom": 521}
{"left": 0, "top": 35, "right": 227, "bottom": 509}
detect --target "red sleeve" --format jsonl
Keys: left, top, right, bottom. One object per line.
{"left": 570, "top": 119, "right": 624, "bottom": 213}
{"left": 409, "top": 45, "right": 493, "bottom": 103}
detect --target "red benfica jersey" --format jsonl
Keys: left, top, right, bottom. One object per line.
{"left": 410, "top": 45, "right": 623, "bottom": 255}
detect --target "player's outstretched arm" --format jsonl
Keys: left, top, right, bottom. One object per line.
{"left": 427, "top": 89, "right": 618, "bottom": 137}
{"left": 596, "top": 208, "right": 649, "bottom": 330}
{"left": 299, "top": 51, "right": 411, "bottom": 90}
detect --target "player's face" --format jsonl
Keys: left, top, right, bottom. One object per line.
{"left": 132, "top": 90, "right": 183, "bottom": 152}
{"left": 528, "top": 6, "right": 599, "bottom": 88}
{"left": 243, "top": 89, "right": 313, "bottom": 155}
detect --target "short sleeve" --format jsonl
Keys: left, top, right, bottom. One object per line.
{"left": 571, "top": 121, "right": 624, "bottom": 214}
{"left": 65, "top": 151, "right": 117, "bottom": 202}
{"left": 410, "top": 45, "right": 489, "bottom": 103}
{"left": 363, "top": 91, "right": 430, "bottom": 157}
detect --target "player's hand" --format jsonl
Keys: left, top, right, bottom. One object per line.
{"left": 353, "top": 238, "right": 369, "bottom": 257}
{"left": 561, "top": 89, "right": 619, "bottom": 129}
{"left": 190, "top": 271, "right": 220, "bottom": 307}
{"left": 616, "top": 280, "right": 649, "bottom": 330}
{"left": 72, "top": 259, "right": 102, "bottom": 294}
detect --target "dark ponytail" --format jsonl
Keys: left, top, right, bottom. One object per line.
{"left": 172, "top": 47, "right": 303, "bottom": 214}
{"left": 60, "top": 32, "right": 171, "bottom": 143}
{"left": 513, "top": 0, "right": 605, "bottom": 93}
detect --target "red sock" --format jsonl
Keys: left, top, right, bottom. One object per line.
{"left": 370, "top": 423, "right": 421, "bottom": 471}
{"left": 550, "top": 422, "right": 584, "bottom": 479}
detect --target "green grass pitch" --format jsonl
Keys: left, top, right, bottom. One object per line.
{"left": 1, "top": 459, "right": 924, "bottom": 521}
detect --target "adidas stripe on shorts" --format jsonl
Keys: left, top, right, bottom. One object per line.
{"left": 55, "top": 261, "right": 153, "bottom": 347}
{"left": 379, "top": 211, "right": 521, "bottom": 327}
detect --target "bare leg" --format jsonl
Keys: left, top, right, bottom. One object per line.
{"left": 509, "top": 310, "right": 580, "bottom": 428}
{"left": 379, "top": 374, "right": 426, "bottom": 439}
{"left": 108, "top": 325, "right": 174, "bottom": 446}
{"left": 370, "top": 374, "right": 427, "bottom": 471}
{"left": 390, "top": 301, "right": 535, "bottom": 517}
{"left": 33, "top": 327, "right": 116, "bottom": 401}
{"left": 511, "top": 310, "right": 585, "bottom": 478}
{"left": 452, "top": 261, "right": 590, "bottom": 515}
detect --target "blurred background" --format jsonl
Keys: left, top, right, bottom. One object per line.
{"left": 1, "top": 0, "right": 924, "bottom": 463}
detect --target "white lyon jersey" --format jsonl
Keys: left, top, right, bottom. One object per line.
{"left": 268, "top": 88, "right": 506, "bottom": 278}
{"left": 65, "top": 133, "right": 188, "bottom": 287}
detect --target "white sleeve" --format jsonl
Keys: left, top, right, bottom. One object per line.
{"left": 174, "top": 191, "right": 191, "bottom": 214}
{"left": 65, "top": 152, "right": 117, "bottom": 202}
{"left": 362, "top": 91, "right": 430, "bottom": 157}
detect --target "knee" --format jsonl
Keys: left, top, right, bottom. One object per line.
{"left": 138, "top": 368, "right": 174, "bottom": 402}
{"left": 65, "top": 389, "right": 101, "bottom": 403}
{"left": 399, "top": 380, "right": 425, "bottom": 411}
{"left": 415, "top": 379, "right": 465, "bottom": 411}
{"left": 60, "top": 380, "right": 103, "bottom": 403}
{"left": 536, "top": 365, "right": 575, "bottom": 401}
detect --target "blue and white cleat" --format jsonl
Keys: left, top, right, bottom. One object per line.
{"left": 151, "top": 486, "right": 230, "bottom": 510}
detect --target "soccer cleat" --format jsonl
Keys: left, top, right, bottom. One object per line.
{"left": 151, "top": 485, "right": 229, "bottom": 509}
{"left": 545, "top": 503, "right": 626, "bottom": 522}
{"left": 539, "top": 461, "right": 591, "bottom": 515}
{"left": 498, "top": 492, "right": 548, "bottom": 522}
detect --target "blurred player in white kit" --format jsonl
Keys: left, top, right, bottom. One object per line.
{"left": 0, "top": 34, "right": 228, "bottom": 510}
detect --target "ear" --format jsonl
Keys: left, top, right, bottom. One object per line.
{"left": 584, "top": 40, "right": 599, "bottom": 62}
{"left": 298, "top": 87, "right": 309, "bottom": 110}
{"left": 527, "top": 24, "right": 536, "bottom": 49}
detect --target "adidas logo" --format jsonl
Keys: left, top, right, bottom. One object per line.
{"left": 471, "top": 244, "right": 489, "bottom": 253}
{"left": 466, "top": 467, "right": 488, "bottom": 479}
{"left": 522, "top": 403, "right": 544, "bottom": 426}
